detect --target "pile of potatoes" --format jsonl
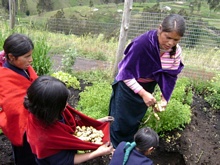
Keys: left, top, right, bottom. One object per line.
{"left": 74, "top": 126, "right": 104, "bottom": 144}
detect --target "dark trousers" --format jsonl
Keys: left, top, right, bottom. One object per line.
{"left": 109, "top": 80, "right": 157, "bottom": 148}
{"left": 12, "top": 133, "right": 37, "bottom": 165}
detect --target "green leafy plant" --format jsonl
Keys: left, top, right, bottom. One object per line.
{"left": 141, "top": 78, "right": 193, "bottom": 134}
{"left": 51, "top": 71, "right": 81, "bottom": 89}
{"left": 76, "top": 81, "right": 112, "bottom": 119}
{"left": 32, "top": 36, "right": 52, "bottom": 76}
{"left": 204, "top": 74, "right": 220, "bottom": 110}
{"left": 61, "top": 48, "right": 77, "bottom": 73}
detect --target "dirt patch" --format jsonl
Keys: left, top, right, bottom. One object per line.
{"left": 0, "top": 57, "right": 219, "bottom": 165}
{"left": 51, "top": 56, "right": 111, "bottom": 72}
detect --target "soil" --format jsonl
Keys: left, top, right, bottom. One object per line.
{"left": 0, "top": 58, "right": 219, "bottom": 165}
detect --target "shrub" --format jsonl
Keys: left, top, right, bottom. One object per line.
{"left": 142, "top": 99, "right": 191, "bottom": 134}
{"left": 51, "top": 71, "right": 81, "bottom": 89}
{"left": 205, "top": 74, "right": 220, "bottom": 110}
{"left": 76, "top": 77, "right": 192, "bottom": 135}
{"left": 76, "top": 81, "right": 112, "bottom": 119}
{"left": 32, "top": 37, "right": 52, "bottom": 76}
{"left": 61, "top": 48, "right": 77, "bottom": 73}
{"left": 192, "top": 73, "right": 220, "bottom": 110}
{"left": 141, "top": 78, "right": 192, "bottom": 134}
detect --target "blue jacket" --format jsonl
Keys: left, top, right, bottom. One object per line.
{"left": 109, "top": 142, "right": 154, "bottom": 165}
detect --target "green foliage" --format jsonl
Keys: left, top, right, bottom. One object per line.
{"left": 143, "top": 100, "right": 191, "bottom": 134}
{"left": 61, "top": 48, "right": 77, "bottom": 73}
{"left": 141, "top": 78, "right": 193, "bottom": 134}
{"left": 73, "top": 70, "right": 112, "bottom": 84}
{"left": 76, "top": 81, "right": 112, "bottom": 119}
{"left": 76, "top": 77, "right": 192, "bottom": 134}
{"left": 207, "top": 0, "right": 220, "bottom": 12}
{"left": 32, "top": 37, "right": 52, "bottom": 76}
{"left": 192, "top": 73, "right": 220, "bottom": 110}
{"left": 204, "top": 74, "right": 220, "bottom": 110}
{"left": 51, "top": 71, "right": 81, "bottom": 89}
{"left": 191, "top": 79, "right": 211, "bottom": 95}
{"left": 171, "top": 77, "right": 193, "bottom": 105}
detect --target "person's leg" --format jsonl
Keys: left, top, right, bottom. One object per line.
{"left": 12, "top": 133, "right": 37, "bottom": 165}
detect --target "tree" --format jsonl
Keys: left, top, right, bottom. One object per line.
{"left": 89, "top": 0, "right": 94, "bottom": 8}
{"left": 19, "top": 0, "right": 28, "bottom": 14}
{"left": 37, "top": 0, "right": 53, "bottom": 15}
{"left": 207, "top": 0, "right": 220, "bottom": 12}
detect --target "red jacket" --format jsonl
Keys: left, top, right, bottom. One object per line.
{"left": 0, "top": 66, "right": 38, "bottom": 146}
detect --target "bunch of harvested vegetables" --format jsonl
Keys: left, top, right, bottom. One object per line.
{"left": 143, "top": 101, "right": 166, "bottom": 124}
{"left": 74, "top": 126, "right": 104, "bottom": 144}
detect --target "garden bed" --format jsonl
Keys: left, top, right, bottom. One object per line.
{"left": 0, "top": 58, "right": 219, "bottom": 165}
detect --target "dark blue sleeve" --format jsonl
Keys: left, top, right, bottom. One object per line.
{"left": 36, "top": 150, "right": 76, "bottom": 165}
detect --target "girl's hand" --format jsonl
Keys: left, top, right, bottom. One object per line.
{"left": 95, "top": 142, "right": 114, "bottom": 156}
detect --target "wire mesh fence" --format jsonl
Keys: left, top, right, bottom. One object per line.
{"left": 18, "top": 12, "right": 219, "bottom": 80}
{"left": 45, "top": 12, "right": 220, "bottom": 50}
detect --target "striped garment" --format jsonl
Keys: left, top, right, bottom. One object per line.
{"left": 124, "top": 45, "right": 182, "bottom": 93}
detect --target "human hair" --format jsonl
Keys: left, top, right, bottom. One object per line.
{"left": 134, "top": 127, "right": 159, "bottom": 154}
{"left": 3, "top": 33, "right": 34, "bottom": 59}
{"left": 24, "top": 75, "right": 70, "bottom": 126}
{"left": 161, "top": 14, "right": 185, "bottom": 37}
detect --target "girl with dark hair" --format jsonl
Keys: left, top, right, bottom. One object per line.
{"left": 24, "top": 75, "right": 114, "bottom": 165}
{"left": 0, "top": 33, "right": 38, "bottom": 164}
{"left": 109, "top": 127, "right": 159, "bottom": 165}
{"left": 109, "top": 14, "right": 186, "bottom": 148}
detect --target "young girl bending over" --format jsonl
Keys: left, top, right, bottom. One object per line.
{"left": 24, "top": 75, "right": 114, "bottom": 165}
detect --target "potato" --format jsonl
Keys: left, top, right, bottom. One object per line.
{"left": 73, "top": 126, "right": 104, "bottom": 144}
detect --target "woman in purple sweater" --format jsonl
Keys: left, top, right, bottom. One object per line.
{"left": 109, "top": 14, "right": 186, "bottom": 148}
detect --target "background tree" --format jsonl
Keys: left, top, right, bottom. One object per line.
{"left": 19, "top": 0, "right": 28, "bottom": 14}
{"left": 89, "top": 0, "right": 94, "bottom": 8}
{"left": 207, "top": 0, "right": 220, "bottom": 12}
{"left": 37, "top": 0, "right": 53, "bottom": 15}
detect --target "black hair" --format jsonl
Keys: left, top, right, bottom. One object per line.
{"left": 134, "top": 127, "right": 159, "bottom": 154}
{"left": 3, "top": 33, "right": 34, "bottom": 59}
{"left": 24, "top": 75, "right": 70, "bottom": 126}
{"left": 161, "top": 14, "right": 185, "bottom": 57}
{"left": 161, "top": 14, "right": 185, "bottom": 37}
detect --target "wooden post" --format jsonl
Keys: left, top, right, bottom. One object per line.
{"left": 9, "top": 0, "right": 16, "bottom": 29}
{"left": 112, "top": 0, "right": 133, "bottom": 78}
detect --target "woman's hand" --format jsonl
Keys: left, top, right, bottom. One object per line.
{"left": 138, "top": 89, "right": 157, "bottom": 107}
{"left": 97, "top": 116, "right": 114, "bottom": 123}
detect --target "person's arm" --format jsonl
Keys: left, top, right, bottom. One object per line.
{"left": 74, "top": 142, "right": 113, "bottom": 164}
{"left": 124, "top": 79, "right": 156, "bottom": 107}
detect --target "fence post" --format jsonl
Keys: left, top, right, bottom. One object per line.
{"left": 112, "top": 0, "right": 133, "bottom": 78}
{"left": 9, "top": 0, "right": 16, "bottom": 29}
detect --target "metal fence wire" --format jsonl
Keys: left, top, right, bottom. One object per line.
{"left": 46, "top": 12, "right": 220, "bottom": 49}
